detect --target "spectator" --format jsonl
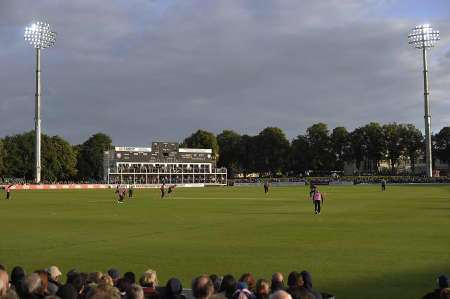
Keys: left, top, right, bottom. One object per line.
{"left": 209, "top": 275, "right": 222, "bottom": 294}
{"left": 34, "top": 270, "right": 50, "bottom": 298}
{"left": 192, "top": 275, "right": 214, "bottom": 299}
{"left": 161, "top": 278, "right": 184, "bottom": 299}
{"left": 0, "top": 265, "right": 5, "bottom": 271}
{"left": 239, "top": 274, "right": 256, "bottom": 293}
{"left": 299, "top": 272, "right": 321, "bottom": 299}
{"left": 270, "top": 273, "right": 284, "bottom": 294}
{"left": 218, "top": 275, "right": 236, "bottom": 299}
{"left": 269, "top": 291, "right": 292, "bottom": 299}
{"left": 47, "top": 266, "right": 62, "bottom": 295}
{"left": 88, "top": 272, "right": 103, "bottom": 285}
{"left": 423, "top": 275, "right": 449, "bottom": 299}
{"left": 86, "top": 284, "right": 121, "bottom": 299}
{"left": 286, "top": 272, "right": 313, "bottom": 299}
{"left": 56, "top": 284, "right": 77, "bottom": 299}
{"left": 0, "top": 270, "right": 9, "bottom": 297}
{"left": 128, "top": 284, "right": 145, "bottom": 299}
{"left": 98, "top": 274, "right": 114, "bottom": 287}
{"left": 66, "top": 271, "right": 85, "bottom": 297}
{"left": 10, "top": 267, "right": 26, "bottom": 296}
{"left": 139, "top": 270, "right": 159, "bottom": 299}
{"left": 23, "top": 273, "right": 42, "bottom": 299}
{"left": 107, "top": 269, "right": 121, "bottom": 287}
{"left": 124, "top": 273, "right": 136, "bottom": 285}
{"left": 255, "top": 279, "right": 270, "bottom": 299}
{"left": 232, "top": 282, "right": 254, "bottom": 299}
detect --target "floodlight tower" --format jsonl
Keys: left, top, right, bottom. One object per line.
{"left": 408, "top": 24, "right": 440, "bottom": 178}
{"left": 24, "top": 22, "right": 56, "bottom": 183}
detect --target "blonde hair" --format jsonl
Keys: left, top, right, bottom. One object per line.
{"left": 99, "top": 274, "right": 114, "bottom": 287}
{"left": 139, "top": 269, "right": 158, "bottom": 287}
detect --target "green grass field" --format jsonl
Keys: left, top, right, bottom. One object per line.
{"left": 0, "top": 185, "right": 449, "bottom": 299}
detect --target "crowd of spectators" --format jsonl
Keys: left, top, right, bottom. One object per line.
{"left": 0, "top": 265, "right": 335, "bottom": 299}
{"left": 0, "top": 265, "right": 448, "bottom": 299}
{"left": 229, "top": 176, "right": 450, "bottom": 186}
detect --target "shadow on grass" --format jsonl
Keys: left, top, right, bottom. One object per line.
{"left": 323, "top": 264, "right": 450, "bottom": 299}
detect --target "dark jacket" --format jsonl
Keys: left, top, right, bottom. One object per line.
{"left": 56, "top": 284, "right": 78, "bottom": 299}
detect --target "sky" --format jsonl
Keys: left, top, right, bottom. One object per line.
{"left": 0, "top": 0, "right": 449, "bottom": 146}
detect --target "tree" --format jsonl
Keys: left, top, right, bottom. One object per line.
{"left": 289, "top": 135, "right": 310, "bottom": 175}
{"left": 0, "top": 139, "right": 5, "bottom": 179}
{"left": 383, "top": 123, "right": 403, "bottom": 174}
{"left": 330, "top": 127, "right": 350, "bottom": 171}
{"left": 217, "top": 130, "right": 241, "bottom": 178}
{"left": 400, "top": 124, "right": 423, "bottom": 174}
{"left": 349, "top": 127, "right": 367, "bottom": 174}
{"left": 2, "top": 132, "right": 35, "bottom": 180}
{"left": 362, "top": 122, "right": 385, "bottom": 173}
{"left": 434, "top": 126, "right": 450, "bottom": 172}
{"left": 48, "top": 135, "right": 78, "bottom": 181}
{"left": 77, "top": 133, "right": 112, "bottom": 181}
{"left": 253, "top": 127, "right": 290, "bottom": 176}
{"left": 306, "top": 123, "right": 333, "bottom": 171}
{"left": 2, "top": 131, "right": 77, "bottom": 182}
{"left": 183, "top": 130, "right": 219, "bottom": 157}
{"left": 237, "top": 134, "right": 256, "bottom": 177}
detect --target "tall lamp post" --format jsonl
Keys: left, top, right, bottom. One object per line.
{"left": 408, "top": 24, "right": 440, "bottom": 178}
{"left": 24, "top": 22, "right": 56, "bottom": 183}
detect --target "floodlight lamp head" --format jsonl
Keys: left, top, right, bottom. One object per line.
{"left": 408, "top": 24, "right": 440, "bottom": 49}
{"left": 24, "top": 22, "right": 56, "bottom": 49}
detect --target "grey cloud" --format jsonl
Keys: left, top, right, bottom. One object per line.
{"left": 0, "top": 0, "right": 449, "bottom": 145}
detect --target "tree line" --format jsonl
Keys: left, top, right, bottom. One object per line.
{"left": 185, "top": 123, "right": 450, "bottom": 177}
{"left": 0, "top": 123, "right": 449, "bottom": 182}
{"left": 0, "top": 132, "right": 112, "bottom": 182}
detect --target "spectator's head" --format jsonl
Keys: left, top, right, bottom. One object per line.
{"left": 139, "top": 269, "right": 158, "bottom": 288}
{"left": 255, "top": 279, "right": 270, "bottom": 298}
{"left": 128, "top": 284, "right": 144, "bottom": 299}
{"left": 24, "top": 273, "right": 42, "bottom": 295}
{"left": 124, "top": 272, "right": 136, "bottom": 284}
{"left": 86, "top": 284, "right": 121, "bottom": 299}
{"left": 67, "top": 271, "right": 84, "bottom": 294}
{"left": 0, "top": 270, "right": 9, "bottom": 296}
{"left": 56, "top": 284, "right": 77, "bottom": 299}
{"left": 164, "top": 277, "right": 183, "bottom": 299}
{"left": 47, "top": 266, "right": 62, "bottom": 282}
{"left": 34, "top": 270, "right": 49, "bottom": 295}
{"left": 209, "top": 275, "right": 222, "bottom": 294}
{"left": 271, "top": 273, "right": 284, "bottom": 292}
{"left": 99, "top": 274, "right": 114, "bottom": 287}
{"left": 287, "top": 272, "right": 301, "bottom": 289}
{"left": 88, "top": 272, "right": 103, "bottom": 285}
{"left": 116, "top": 277, "right": 131, "bottom": 295}
{"left": 10, "top": 266, "right": 25, "bottom": 287}
{"left": 269, "top": 290, "right": 292, "bottom": 299}
{"left": 0, "top": 264, "right": 6, "bottom": 271}
{"left": 192, "top": 275, "right": 214, "bottom": 299}
{"left": 107, "top": 268, "right": 121, "bottom": 285}
{"left": 299, "top": 272, "right": 313, "bottom": 291}
{"left": 219, "top": 274, "right": 236, "bottom": 299}
{"left": 439, "top": 275, "right": 449, "bottom": 289}
{"left": 239, "top": 273, "right": 256, "bottom": 292}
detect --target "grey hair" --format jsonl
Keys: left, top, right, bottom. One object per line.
{"left": 128, "top": 284, "right": 144, "bottom": 299}
{"left": 269, "top": 290, "right": 292, "bottom": 299}
{"left": 25, "top": 273, "right": 42, "bottom": 294}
